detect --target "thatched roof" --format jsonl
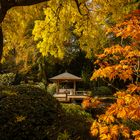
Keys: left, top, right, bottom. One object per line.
{"left": 49, "top": 72, "right": 82, "bottom": 81}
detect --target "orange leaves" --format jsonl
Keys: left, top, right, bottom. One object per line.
{"left": 82, "top": 97, "right": 91, "bottom": 109}
{"left": 120, "top": 125, "right": 130, "bottom": 138}
{"left": 119, "top": 68, "right": 133, "bottom": 81}
{"left": 127, "top": 83, "right": 140, "bottom": 93}
{"left": 90, "top": 10, "right": 140, "bottom": 140}
{"left": 99, "top": 133, "right": 111, "bottom": 140}
{"left": 106, "top": 103, "right": 118, "bottom": 115}
{"left": 110, "top": 125, "right": 119, "bottom": 138}
{"left": 82, "top": 97, "right": 102, "bottom": 109}
{"left": 117, "top": 107, "right": 128, "bottom": 119}
{"left": 91, "top": 122, "right": 130, "bottom": 140}
{"left": 108, "top": 10, "right": 140, "bottom": 41}
{"left": 91, "top": 43, "right": 137, "bottom": 82}
{"left": 91, "top": 66, "right": 115, "bottom": 80}
{"left": 90, "top": 120, "right": 99, "bottom": 136}
{"left": 99, "top": 114, "right": 115, "bottom": 124}
{"left": 92, "top": 11, "right": 140, "bottom": 82}
{"left": 107, "top": 91, "right": 140, "bottom": 121}
{"left": 133, "top": 130, "right": 140, "bottom": 140}
{"left": 91, "top": 64, "right": 133, "bottom": 81}
{"left": 104, "top": 45, "right": 128, "bottom": 55}
{"left": 117, "top": 98, "right": 125, "bottom": 106}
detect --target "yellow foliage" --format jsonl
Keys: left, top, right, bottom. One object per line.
{"left": 99, "top": 133, "right": 112, "bottom": 140}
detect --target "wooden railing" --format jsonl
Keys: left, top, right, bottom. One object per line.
{"left": 53, "top": 90, "right": 89, "bottom": 102}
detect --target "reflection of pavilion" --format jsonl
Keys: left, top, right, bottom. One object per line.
{"left": 49, "top": 71, "right": 88, "bottom": 102}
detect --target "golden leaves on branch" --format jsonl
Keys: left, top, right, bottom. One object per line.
{"left": 127, "top": 84, "right": 140, "bottom": 93}
{"left": 90, "top": 10, "right": 140, "bottom": 140}
{"left": 132, "top": 130, "right": 140, "bottom": 140}
{"left": 82, "top": 97, "right": 102, "bottom": 109}
{"left": 90, "top": 88, "right": 140, "bottom": 139}
{"left": 91, "top": 43, "right": 139, "bottom": 81}
{"left": 120, "top": 125, "right": 130, "bottom": 138}
{"left": 99, "top": 114, "right": 115, "bottom": 124}
{"left": 91, "top": 120, "right": 130, "bottom": 140}
{"left": 106, "top": 90, "right": 140, "bottom": 120}
{"left": 90, "top": 120, "right": 99, "bottom": 136}
{"left": 91, "top": 64, "right": 133, "bottom": 81}
{"left": 108, "top": 10, "right": 140, "bottom": 42}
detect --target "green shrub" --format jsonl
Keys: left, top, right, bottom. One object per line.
{"left": 0, "top": 73, "right": 16, "bottom": 86}
{"left": 0, "top": 85, "right": 95, "bottom": 140}
{"left": 91, "top": 86, "right": 112, "bottom": 97}
{"left": 61, "top": 103, "right": 92, "bottom": 118}
{"left": 0, "top": 85, "right": 63, "bottom": 140}
{"left": 61, "top": 103, "right": 94, "bottom": 140}
{"left": 32, "top": 82, "right": 46, "bottom": 90}
{"left": 57, "top": 130, "right": 71, "bottom": 140}
{"left": 47, "top": 83, "right": 57, "bottom": 95}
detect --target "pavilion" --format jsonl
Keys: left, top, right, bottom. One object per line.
{"left": 49, "top": 71, "right": 82, "bottom": 95}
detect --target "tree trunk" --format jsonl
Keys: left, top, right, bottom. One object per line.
{"left": 0, "top": 26, "right": 3, "bottom": 72}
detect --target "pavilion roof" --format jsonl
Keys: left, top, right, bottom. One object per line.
{"left": 49, "top": 71, "right": 82, "bottom": 81}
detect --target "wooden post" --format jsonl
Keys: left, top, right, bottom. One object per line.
{"left": 56, "top": 81, "right": 60, "bottom": 94}
{"left": 65, "top": 90, "right": 68, "bottom": 101}
{"left": 73, "top": 81, "right": 76, "bottom": 95}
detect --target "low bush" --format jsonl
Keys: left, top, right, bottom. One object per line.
{"left": 61, "top": 103, "right": 94, "bottom": 140}
{"left": 0, "top": 85, "right": 95, "bottom": 140}
{"left": 0, "top": 85, "right": 63, "bottom": 140}
{"left": 47, "top": 83, "right": 57, "bottom": 95}
{"left": 91, "top": 86, "right": 113, "bottom": 97}
{"left": 62, "top": 103, "right": 92, "bottom": 118}
{"left": 0, "top": 73, "right": 16, "bottom": 86}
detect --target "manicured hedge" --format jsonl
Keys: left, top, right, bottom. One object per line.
{"left": 61, "top": 104, "right": 94, "bottom": 140}
{"left": 0, "top": 85, "right": 62, "bottom": 140}
{"left": 0, "top": 85, "right": 94, "bottom": 140}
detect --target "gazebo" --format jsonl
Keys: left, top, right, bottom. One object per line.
{"left": 49, "top": 71, "right": 82, "bottom": 95}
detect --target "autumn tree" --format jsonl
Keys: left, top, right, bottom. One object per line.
{"left": 2, "top": 3, "right": 48, "bottom": 73}
{"left": 1, "top": 0, "right": 138, "bottom": 63}
{"left": 32, "top": 0, "right": 107, "bottom": 59}
{"left": 0, "top": 0, "right": 52, "bottom": 63}
{"left": 0, "top": 0, "right": 90, "bottom": 63}
{"left": 89, "top": 10, "right": 140, "bottom": 140}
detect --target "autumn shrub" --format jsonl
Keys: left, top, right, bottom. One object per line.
{"left": 90, "top": 10, "right": 140, "bottom": 140}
